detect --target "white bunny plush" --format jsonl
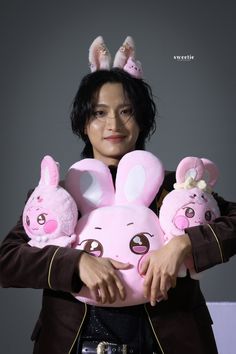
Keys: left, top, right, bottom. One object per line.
{"left": 23, "top": 155, "right": 78, "bottom": 248}
{"left": 65, "top": 150, "right": 165, "bottom": 306}
{"left": 159, "top": 156, "right": 220, "bottom": 279}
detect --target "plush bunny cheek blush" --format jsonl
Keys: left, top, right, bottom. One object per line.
{"left": 73, "top": 205, "right": 164, "bottom": 306}
{"left": 173, "top": 202, "right": 216, "bottom": 230}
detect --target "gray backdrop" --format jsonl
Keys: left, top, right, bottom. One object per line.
{"left": 1, "top": 0, "right": 236, "bottom": 353}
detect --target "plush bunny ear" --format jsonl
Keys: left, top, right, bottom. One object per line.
{"left": 175, "top": 157, "right": 204, "bottom": 183}
{"left": 113, "top": 36, "right": 136, "bottom": 68}
{"left": 201, "top": 158, "right": 219, "bottom": 188}
{"left": 115, "top": 151, "right": 164, "bottom": 207}
{"left": 39, "top": 155, "right": 59, "bottom": 187}
{"left": 65, "top": 158, "right": 115, "bottom": 215}
{"left": 89, "top": 36, "right": 111, "bottom": 72}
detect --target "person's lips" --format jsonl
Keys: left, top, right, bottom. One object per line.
{"left": 104, "top": 135, "right": 126, "bottom": 143}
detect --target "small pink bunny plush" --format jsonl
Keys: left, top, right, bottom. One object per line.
{"left": 65, "top": 150, "right": 165, "bottom": 306}
{"left": 123, "top": 57, "right": 143, "bottom": 78}
{"left": 159, "top": 157, "right": 220, "bottom": 279}
{"left": 23, "top": 155, "right": 78, "bottom": 248}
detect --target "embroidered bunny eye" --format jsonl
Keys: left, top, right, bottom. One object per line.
{"left": 84, "top": 240, "right": 103, "bottom": 257}
{"left": 129, "top": 233, "right": 150, "bottom": 254}
{"left": 26, "top": 215, "right": 30, "bottom": 226}
{"left": 185, "top": 207, "right": 195, "bottom": 218}
{"left": 37, "top": 214, "right": 46, "bottom": 225}
{"left": 205, "top": 210, "right": 212, "bottom": 221}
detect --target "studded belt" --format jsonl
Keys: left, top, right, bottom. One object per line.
{"left": 81, "top": 341, "right": 130, "bottom": 354}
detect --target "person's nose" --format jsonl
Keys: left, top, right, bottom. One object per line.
{"left": 105, "top": 111, "right": 122, "bottom": 130}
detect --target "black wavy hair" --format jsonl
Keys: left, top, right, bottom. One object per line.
{"left": 70, "top": 68, "right": 157, "bottom": 158}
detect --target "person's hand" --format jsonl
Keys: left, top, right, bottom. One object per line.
{"left": 78, "top": 252, "right": 130, "bottom": 304}
{"left": 140, "top": 234, "right": 192, "bottom": 306}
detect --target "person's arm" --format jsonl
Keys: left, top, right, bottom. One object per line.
{"left": 0, "top": 214, "right": 84, "bottom": 293}
{"left": 141, "top": 174, "right": 236, "bottom": 305}
{"left": 0, "top": 190, "right": 130, "bottom": 303}
{"left": 186, "top": 194, "right": 236, "bottom": 272}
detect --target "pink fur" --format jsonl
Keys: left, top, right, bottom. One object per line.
{"left": 159, "top": 157, "right": 220, "bottom": 279}
{"left": 89, "top": 36, "right": 111, "bottom": 72}
{"left": 123, "top": 57, "right": 143, "bottom": 79}
{"left": 23, "top": 155, "right": 78, "bottom": 248}
{"left": 65, "top": 151, "right": 165, "bottom": 306}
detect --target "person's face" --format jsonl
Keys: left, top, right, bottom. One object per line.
{"left": 85, "top": 82, "right": 140, "bottom": 166}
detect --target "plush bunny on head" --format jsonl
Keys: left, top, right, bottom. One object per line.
{"left": 23, "top": 155, "right": 78, "bottom": 248}
{"left": 89, "top": 35, "right": 143, "bottom": 79}
{"left": 65, "top": 150, "right": 165, "bottom": 306}
{"left": 159, "top": 156, "right": 220, "bottom": 279}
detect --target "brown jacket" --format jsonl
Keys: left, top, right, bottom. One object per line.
{"left": 1, "top": 171, "right": 236, "bottom": 354}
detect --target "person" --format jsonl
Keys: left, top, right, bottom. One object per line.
{"left": 1, "top": 36, "right": 236, "bottom": 354}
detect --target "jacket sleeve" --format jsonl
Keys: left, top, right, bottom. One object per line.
{"left": 186, "top": 194, "right": 236, "bottom": 272}
{"left": 0, "top": 193, "right": 84, "bottom": 293}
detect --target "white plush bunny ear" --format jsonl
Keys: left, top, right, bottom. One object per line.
{"left": 89, "top": 36, "right": 111, "bottom": 72}
{"left": 115, "top": 151, "right": 164, "bottom": 207}
{"left": 113, "top": 36, "right": 143, "bottom": 78}
{"left": 201, "top": 158, "right": 219, "bottom": 188}
{"left": 65, "top": 158, "right": 115, "bottom": 215}
{"left": 113, "top": 36, "right": 135, "bottom": 68}
{"left": 39, "top": 155, "right": 59, "bottom": 187}
{"left": 175, "top": 157, "right": 204, "bottom": 184}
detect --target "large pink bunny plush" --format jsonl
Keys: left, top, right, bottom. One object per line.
{"left": 65, "top": 151, "right": 165, "bottom": 306}
{"left": 159, "top": 156, "right": 220, "bottom": 279}
{"left": 23, "top": 155, "right": 78, "bottom": 248}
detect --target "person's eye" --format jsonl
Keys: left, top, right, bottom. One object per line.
{"left": 120, "top": 107, "right": 133, "bottom": 117}
{"left": 93, "top": 110, "right": 106, "bottom": 118}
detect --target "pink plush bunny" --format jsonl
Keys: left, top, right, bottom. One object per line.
{"left": 159, "top": 157, "right": 220, "bottom": 279}
{"left": 88, "top": 35, "right": 143, "bottom": 79}
{"left": 23, "top": 155, "right": 78, "bottom": 248}
{"left": 123, "top": 57, "right": 143, "bottom": 78}
{"left": 65, "top": 150, "right": 165, "bottom": 306}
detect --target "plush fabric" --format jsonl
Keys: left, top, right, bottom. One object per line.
{"left": 23, "top": 155, "right": 78, "bottom": 248}
{"left": 123, "top": 57, "right": 143, "bottom": 78}
{"left": 88, "top": 35, "right": 143, "bottom": 78}
{"left": 65, "top": 150, "right": 165, "bottom": 306}
{"left": 159, "top": 157, "right": 220, "bottom": 279}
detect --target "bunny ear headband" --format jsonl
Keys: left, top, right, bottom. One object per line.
{"left": 89, "top": 36, "right": 143, "bottom": 79}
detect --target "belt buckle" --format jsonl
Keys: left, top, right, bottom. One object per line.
{"left": 96, "top": 341, "right": 128, "bottom": 354}
{"left": 96, "top": 342, "right": 107, "bottom": 354}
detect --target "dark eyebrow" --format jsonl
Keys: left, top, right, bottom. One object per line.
{"left": 94, "top": 103, "right": 132, "bottom": 108}
{"left": 93, "top": 104, "right": 108, "bottom": 108}
{"left": 127, "top": 222, "right": 134, "bottom": 226}
{"left": 94, "top": 227, "right": 102, "bottom": 230}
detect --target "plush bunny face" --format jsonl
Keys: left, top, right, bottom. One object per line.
{"left": 65, "top": 150, "right": 165, "bottom": 306}
{"left": 159, "top": 157, "right": 220, "bottom": 279}
{"left": 123, "top": 57, "right": 143, "bottom": 78}
{"left": 160, "top": 187, "right": 220, "bottom": 238}
{"left": 24, "top": 203, "right": 58, "bottom": 237}
{"left": 23, "top": 155, "right": 78, "bottom": 246}
{"left": 159, "top": 156, "right": 220, "bottom": 238}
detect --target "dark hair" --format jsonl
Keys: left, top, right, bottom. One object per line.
{"left": 70, "top": 68, "right": 157, "bottom": 158}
